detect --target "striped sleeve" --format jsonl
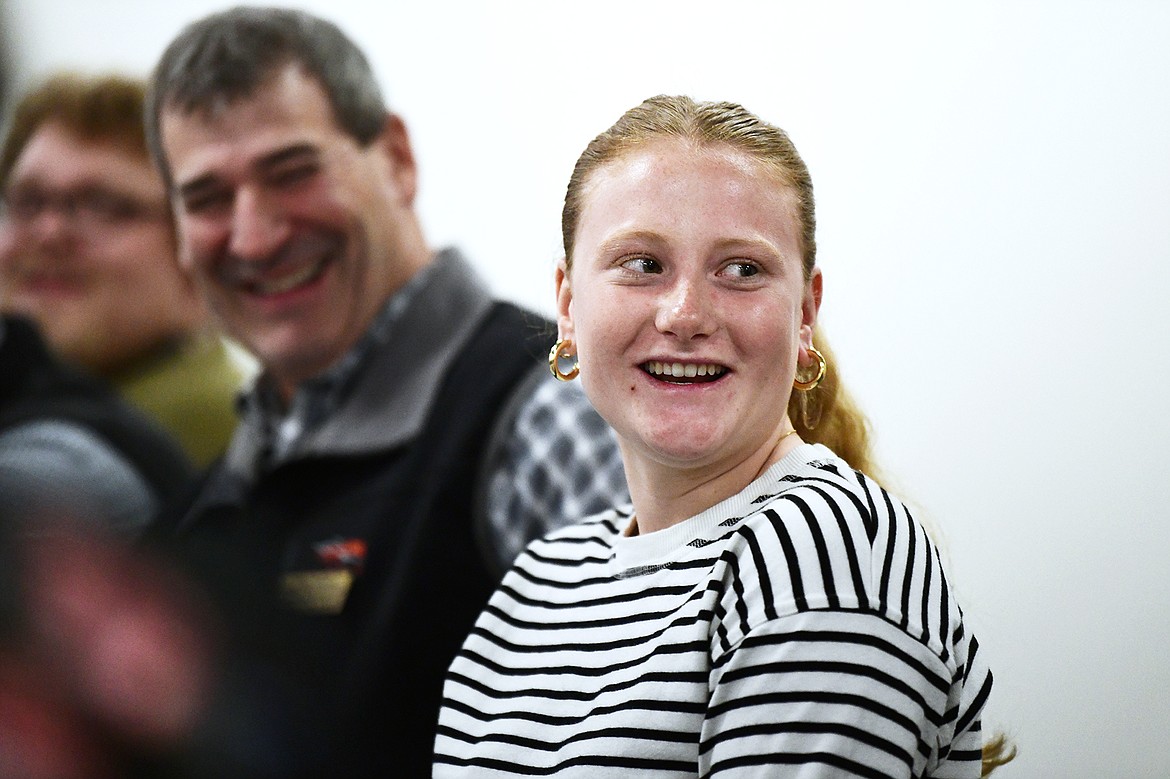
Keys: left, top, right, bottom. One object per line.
{"left": 698, "top": 472, "right": 988, "bottom": 777}
{"left": 701, "top": 610, "right": 963, "bottom": 778}
{"left": 931, "top": 628, "right": 994, "bottom": 778}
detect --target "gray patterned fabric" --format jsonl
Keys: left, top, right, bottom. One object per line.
{"left": 478, "top": 368, "right": 629, "bottom": 573}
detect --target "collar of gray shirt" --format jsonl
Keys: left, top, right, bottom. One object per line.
{"left": 223, "top": 247, "right": 495, "bottom": 478}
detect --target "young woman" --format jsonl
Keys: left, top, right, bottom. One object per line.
{"left": 435, "top": 95, "right": 1009, "bottom": 777}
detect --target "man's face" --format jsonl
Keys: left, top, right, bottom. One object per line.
{"left": 160, "top": 64, "right": 426, "bottom": 399}
{"left": 0, "top": 122, "right": 197, "bottom": 374}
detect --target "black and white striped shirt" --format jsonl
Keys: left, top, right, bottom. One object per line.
{"left": 436, "top": 444, "right": 992, "bottom": 777}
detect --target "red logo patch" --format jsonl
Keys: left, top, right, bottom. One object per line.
{"left": 313, "top": 538, "right": 367, "bottom": 572}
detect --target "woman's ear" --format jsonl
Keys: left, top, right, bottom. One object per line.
{"left": 555, "top": 258, "right": 574, "bottom": 342}
{"left": 800, "top": 267, "right": 823, "bottom": 350}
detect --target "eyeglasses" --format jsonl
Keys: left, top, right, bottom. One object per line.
{"left": 0, "top": 185, "right": 168, "bottom": 231}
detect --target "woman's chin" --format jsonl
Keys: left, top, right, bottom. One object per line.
{"left": 631, "top": 433, "right": 730, "bottom": 471}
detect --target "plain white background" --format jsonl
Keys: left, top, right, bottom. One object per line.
{"left": 5, "top": 2, "right": 1168, "bottom": 776}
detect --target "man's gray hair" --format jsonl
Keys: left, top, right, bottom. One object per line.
{"left": 145, "top": 5, "right": 387, "bottom": 190}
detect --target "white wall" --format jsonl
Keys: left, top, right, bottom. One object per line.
{"left": 7, "top": 2, "right": 1169, "bottom": 775}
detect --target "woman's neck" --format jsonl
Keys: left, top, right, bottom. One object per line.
{"left": 622, "top": 428, "right": 802, "bottom": 536}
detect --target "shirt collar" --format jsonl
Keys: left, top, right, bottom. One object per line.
{"left": 244, "top": 256, "right": 439, "bottom": 465}
{"left": 224, "top": 247, "right": 494, "bottom": 476}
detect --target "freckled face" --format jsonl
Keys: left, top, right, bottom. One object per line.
{"left": 557, "top": 139, "right": 820, "bottom": 474}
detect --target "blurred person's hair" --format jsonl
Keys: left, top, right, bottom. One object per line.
{"left": 0, "top": 72, "right": 150, "bottom": 187}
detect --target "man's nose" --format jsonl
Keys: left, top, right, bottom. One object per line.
{"left": 228, "top": 187, "right": 288, "bottom": 260}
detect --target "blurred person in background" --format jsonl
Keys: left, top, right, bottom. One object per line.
{"left": 0, "top": 29, "right": 193, "bottom": 541}
{"left": 0, "top": 22, "right": 212, "bottom": 779}
{"left": 0, "top": 72, "right": 247, "bottom": 466}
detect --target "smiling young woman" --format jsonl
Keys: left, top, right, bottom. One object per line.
{"left": 553, "top": 134, "right": 819, "bottom": 534}
{"left": 435, "top": 95, "right": 1013, "bottom": 778}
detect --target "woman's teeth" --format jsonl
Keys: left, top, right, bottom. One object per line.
{"left": 643, "top": 361, "right": 726, "bottom": 380}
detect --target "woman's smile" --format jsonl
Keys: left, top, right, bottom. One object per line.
{"left": 641, "top": 360, "right": 728, "bottom": 383}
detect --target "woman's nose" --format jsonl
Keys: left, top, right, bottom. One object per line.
{"left": 655, "top": 277, "right": 716, "bottom": 340}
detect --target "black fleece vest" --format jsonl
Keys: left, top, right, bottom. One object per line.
{"left": 0, "top": 316, "right": 194, "bottom": 511}
{"left": 162, "top": 302, "right": 553, "bottom": 777}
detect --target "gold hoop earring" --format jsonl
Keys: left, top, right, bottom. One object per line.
{"left": 793, "top": 346, "right": 827, "bottom": 392}
{"left": 548, "top": 339, "right": 579, "bottom": 381}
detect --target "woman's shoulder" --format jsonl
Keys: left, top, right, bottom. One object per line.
{"left": 726, "top": 445, "right": 880, "bottom": 547}
{"left": 721, "top": 447, "right": 963, "bottom": 657}
{"left": 740, "top": 445, "right": 924, "bottom": 558}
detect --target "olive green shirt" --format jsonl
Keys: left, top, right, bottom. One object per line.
{"left": 114, "top": 335, "right": 250, "bottom": 466}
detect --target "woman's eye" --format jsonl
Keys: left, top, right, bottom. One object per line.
{"left": 723, "top": 261, "right": 759, "bottom": 278}
{"left": 620, "top": 256, "right": 662, "bottom": 274}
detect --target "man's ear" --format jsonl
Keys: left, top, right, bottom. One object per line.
{"left": 554, "top": 258, "right": 574, "bottom": 343}
{"left": 800, "top": 266, "right": 823, "bottom": 350}
{"left": 373, "top": 114, "right": 418, "bottom": 205}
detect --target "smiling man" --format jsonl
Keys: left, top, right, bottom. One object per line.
{"left": 145, "top": 7, "right": 625, "bottom": 775}
{"left": 160, "top": 63, "right": 426, "bottom": 401}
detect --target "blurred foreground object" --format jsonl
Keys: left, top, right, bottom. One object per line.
{"left": 0, "top": 315, "right": 193, "bottom": 536}
{"left": 0, "top": 526, "right": 214, "bottom": 778}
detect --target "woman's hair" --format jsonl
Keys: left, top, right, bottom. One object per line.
{"left": 561, "top": 93, "right": 1015, "bottom": 775}
{"left": 560, "top": 94, "right": 870, "bottom": 473}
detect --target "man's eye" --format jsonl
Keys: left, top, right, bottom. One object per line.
{"left": 620, "top": 256, "right": 662, "bottom": 274}
{"left": 269, "top": 164, "right": 318, "bottom": 188}
{"left": 183, "top": 190, "right": 231, "bottom": 215}
{"left": 723, "top": 261, "right": 759, "bottom": 278}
